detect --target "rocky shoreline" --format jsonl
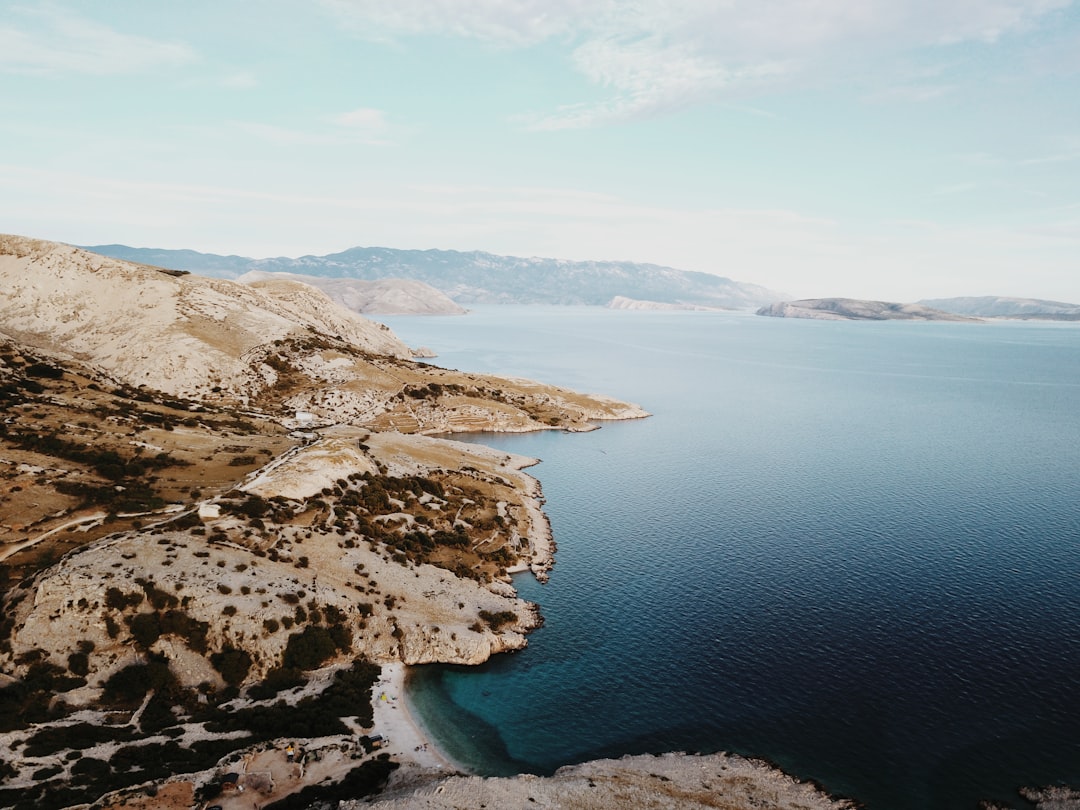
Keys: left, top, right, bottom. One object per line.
{"left": 349, "top": 750, "right": 860, "bottom": 810}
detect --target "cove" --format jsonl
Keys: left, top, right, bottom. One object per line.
{"left": 380, "top": 307, "right": 1080, "bottom": 810}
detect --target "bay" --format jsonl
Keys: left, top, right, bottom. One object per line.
{"left": 378, "top": 307, "right": 1080, "bottom": 810}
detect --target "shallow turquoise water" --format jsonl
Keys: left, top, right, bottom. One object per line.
{"left": 379, "top": 308, "right": 1080, "bottom": 810}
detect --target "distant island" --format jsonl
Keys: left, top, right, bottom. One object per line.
{"left": 919, "top": 296, "right": 1080, "bottom": 320}
{"left": 757, "top": 297, "right": 979, "bottom": 321}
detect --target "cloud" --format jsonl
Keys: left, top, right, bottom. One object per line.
{"left": 317, "top": 0, "right": 1074, "bottom": 53}
{"left": 331, "top": 107, "right": 393, "bottom": 142}
{"left": 319, "top": 0, "right": 1075, "bottom": 126}
{"left": 228, "top": 108, "right": 396, "bottom": 147}
{"left": 0, "top": 5, "right": 196, "bottom": 75}
{"left": 315, "top": 0, "right": 588, "bottom": 45}
{"left": 221, "top": 71, "right": 259, "bottom": 89}
{"left": 519, "top": 38, "right": 787, "bottom": 129}
{"left": 932, "top": 182, "right": 979, "bottom": 195}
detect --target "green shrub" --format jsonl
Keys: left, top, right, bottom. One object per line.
{"left": 103, "top": 661, "right": 176, "bottom": 705}
{"left": 210, "top": 647, "right": 252, "bottom": 686}
{"left": 128, "top": 612, "right": 161, "bottom": 647}
{"left": 245, "top": 667, "right": 304, "bottom": 700}
{"left": 104, "top": 587, "right": 143, "bottom": 611}
{"left": 478, "top": 609, "right": 517, "bottom": 630}
{"left": 281, "top": 626, "right": 337, "bottom": 671}
{"left": 70, "top": 756, "right": 110, "bottom": 783}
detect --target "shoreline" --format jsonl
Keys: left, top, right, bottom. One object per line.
{"left": 371, "top": 662, "right": 471, "bottom": 789}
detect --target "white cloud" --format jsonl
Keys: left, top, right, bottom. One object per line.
{"left": 230, "top": 122, "right": 342, "bottom": 147}
{"left": 0, "top": 5, "right": 195, "bottom": 75}
{"left": 319, "top": 0, "right": 1075, "bottom": 126}
{"left": 519, "top": 37, "right": 788, "bottom": 128}
{"left": 227, "top": 108, "right": 396, "bottom": 147}
{"left": 332, "top": 107, "right": 393, "bottom": 142}
{"left": 315, "top": 0, "right": 590, "bottom": 45}
{"left": 317, "top": 0, "right": 1073, "bottom": 54}
{"left": 221, "top": 71, "right": 259, "bottom": 89}
{"left": 932, "top": 182, "right": 980, "bottom": 195}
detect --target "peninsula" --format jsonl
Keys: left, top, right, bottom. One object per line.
{"left": 0, "top": 234, "right": 648, "bottom": 808}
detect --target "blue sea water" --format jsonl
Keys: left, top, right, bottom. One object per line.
{"left": 377, "top": 307, "right": 1080, "bottom": 810}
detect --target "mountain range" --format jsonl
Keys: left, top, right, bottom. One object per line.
{"left": 919, "top": 296, "right": 1080, "bottom": 320}
{"left": 82, "top": 244, "right": 785, "bottom": 310}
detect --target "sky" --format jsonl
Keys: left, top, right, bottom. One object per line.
{"left": 1, "top": 0, "right": 1078, "bottom": 302}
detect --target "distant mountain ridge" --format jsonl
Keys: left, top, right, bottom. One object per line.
{"left": 919, "top": 296, "right": 1080, "bottom": 320}
{"left": 237, "top": 270, "right": 467, "bottom": 316}
{"left": 82, "top": 244, "right": 785, "bottom": 309}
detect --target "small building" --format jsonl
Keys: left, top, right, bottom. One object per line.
{"left": 198, "top": 503, "right": 221, "bottom": 520}
{"left": 358, "top": 734, "right": 386, "bottom": 753}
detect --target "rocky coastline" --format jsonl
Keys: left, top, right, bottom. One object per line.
{"left": 0, "top": 235, "right": 648, "bottom": 809}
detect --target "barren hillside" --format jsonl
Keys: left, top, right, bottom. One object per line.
{"left": 0, "top": 235, "right": 647, "bottom": 809}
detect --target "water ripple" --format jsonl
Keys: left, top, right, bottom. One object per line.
{"left": 396, "top": 311, "right": 1080, "bottom": 810}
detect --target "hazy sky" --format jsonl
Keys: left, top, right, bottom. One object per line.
{"left": 2, "top": 1, "right": 1078, "bottom": 301}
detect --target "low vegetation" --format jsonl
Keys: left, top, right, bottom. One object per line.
{"left": 0, "top": 335, "right": 551, "bottom": 809}
{"left": 0, "top": 658, "right": 383, "bottom": 810}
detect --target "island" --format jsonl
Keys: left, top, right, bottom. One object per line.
{"left": 756, "top": 297, "right": 979, "bottom": 321}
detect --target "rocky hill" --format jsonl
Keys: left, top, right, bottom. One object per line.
{"left": 0, "top": 234, "right": 648, "bottom": 809}
{"left": 919, "top": 295, "right": 1080, "bottom": 320}
{"left": 757, "top": 297, "right": 979, "bottom": 321}
{"left": 83, "top": 243, "right": 785, "bottom": 309}
{"left": 237, "top": 270, "right": 467, "bottom": 316}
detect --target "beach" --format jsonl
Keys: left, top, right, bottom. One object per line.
{"left": 371, "top": 662, "right": 467, "bottom": 787}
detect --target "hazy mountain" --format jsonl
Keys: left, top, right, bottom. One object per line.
{"left": 919, "top": 296, "right": 1080, "bottom": 320}
{"left": 83, "top": 243, "right": 256, "bottom": 276}
{"left": 237, "top": 270, "right": 467, "bottom": 315}
{"left": 82, "top": 244, "right": 785, "bottom": 309}
{"left": 757, "top": 298, "right": 978, "bottom": 322}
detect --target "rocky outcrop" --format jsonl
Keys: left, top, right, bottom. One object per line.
{"left": 1018, "top": 785, "right": 1080, "bottom": 809}
{"left": 757, "top": 297, "right": 979, "bottom": 321}
{"left": 352, "top": 751, "right": 858, "bottom": 810}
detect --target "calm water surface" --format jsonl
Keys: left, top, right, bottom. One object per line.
{"left": 378, "top": 307, "right": 1080, "bottom": 810}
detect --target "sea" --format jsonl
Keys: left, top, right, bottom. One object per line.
{"left": 376, "top": 306, "right": 1080, "bottom": 810}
